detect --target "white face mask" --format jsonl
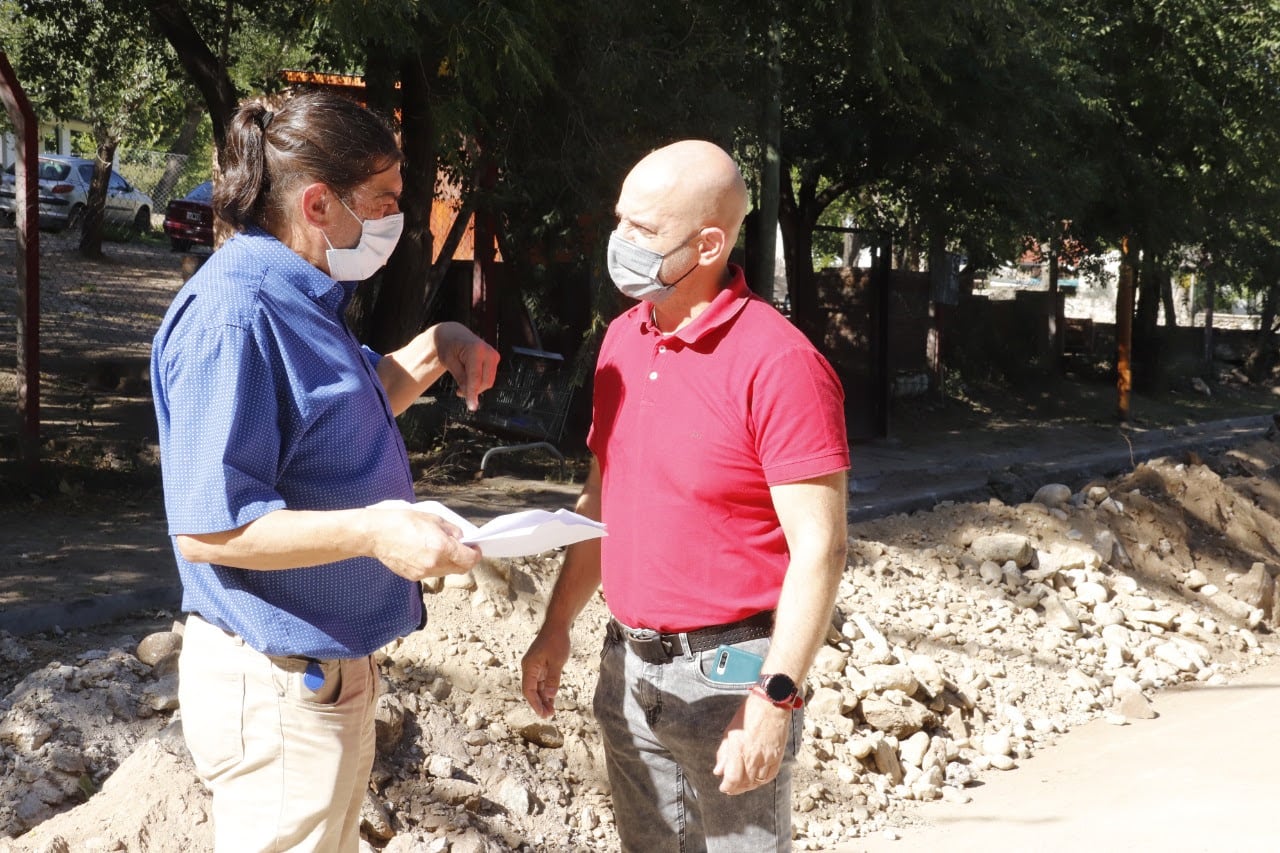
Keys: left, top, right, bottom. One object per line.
{"left": 607, "top": 230, "right": 699, "bottom": 304}
{"left": 323, "top": 196, "right": 404, "bottom": 281}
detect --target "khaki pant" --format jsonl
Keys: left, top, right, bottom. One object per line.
{"left": 179, "top": 614, "right": 379, "bottom": 853}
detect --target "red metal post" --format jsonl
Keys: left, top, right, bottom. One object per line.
{"left": 0, "top": 52, "right": 40, "bottom": 468}
{"left": 470, "top": 147, "right": 499, "bottom": 347}
{"left": 1116, "top": 235, "right": 1135, "bottom": 423}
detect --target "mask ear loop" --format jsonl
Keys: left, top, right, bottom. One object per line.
{"left": 321, "top": 192, "right": 362, "bottom": 252}
{"left": 658, "top": 230, "right": 704, "bottom": 288}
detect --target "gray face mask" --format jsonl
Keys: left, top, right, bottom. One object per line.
{"left": 606, "top": 230, "right": 699, "bottom": 304}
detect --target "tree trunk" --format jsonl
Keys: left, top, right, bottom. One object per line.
{"left": 778, "top": 206, "right": 820, "bottom": 344}
{"left": 420, "top": 195, "right": 475, "bottom": 326}
{"left": 1047, "top": 245, "right": 1062, "bottom": 369}
{"left": 1133, "top": 243, "right": 1166, "bottom": 391}
{"left": 1159, "top": 265, "right": 1177, "bottom": 329}
{"left": 1246, "top": 279, "right": 1279, "bottom": 380}
{"left": 1116, "top": 235, "right": 1137, "bottom": 421}
{"left": 750, "top": 13, "right": 782, "bottom": 300}
{"left": 343, "top": 49, "right": 399, "bottom": 344}
{"left": 1202, "top": 276, "right": 1216, "bottom": 366}
{"left": 903, "top": 220, "right": 922, "bottom": 272}
{"left": 926, "top": 226, "right": 947, "bottom": 395}
{"left": 151, "top": 100, "right": 205, "bottom": 205}
{"left": 842, "top": 230, "right": 866, "bottom": 269}
{"left": 146, "top": 1, "right": 238, "bottom": 156}
{"left": 79, "top": 136, "right": 118, "bottom": 259}
{"left": 1135, "top": 246, "right": 1159, "bottom": 343}
{"left": 366, "top": 47, "right": 437, "bottom": 354}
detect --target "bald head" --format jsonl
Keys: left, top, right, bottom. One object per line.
{"left": 621, "top": 140, "right": 749, "bottom": 249}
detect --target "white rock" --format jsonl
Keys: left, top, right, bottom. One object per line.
{"left": 899, "top": 731, "right": 931, "bottom": 768}
{"left": 1093, "top": 530, "right": 1118, "bottom": 562}
{"left": 444, "top": 571, "right": 478, "bottom": 591}
{"left": 846, "top": 736, "right": 875, "bottom": 760}
{"left": 863, "top": 664, "right": 919, "bottom": 695}
{"left": 907, "top": 654, "right": 946, "bottom": 698}
{"left": 1209, "top": 591, "right": 1265, "bottom": 627}
{"left": 808, "top": 686, "right": 846, "bottom": 719}
{"left": 1075, "top": 581, "right": 1110, "bottom": 606}
{"left": 981, "top": 732, "right": 1012, "bottom": 757}
{"left": 971, "top": 534, "right": 1036, "bottom": 568}
{"left": 1094, "top": 602, "right": 1126, "bottom": 627}
{"left": 1112, "top": 675, "right": 1157, "bottom": 719}
{"left": 1113, "top": 575, "right": 1140, "bottom": 595}
{"left": 1128, "top": 609, "right": 1176, "bottom": 630}
{"left": 1066, "top": 668, "right": 1100, "bottom": 693}
{"left": 1152, "top": 642, "right": 1197, "bottom": 673}
{"left": 1002, "top": 563, "right": 1026, "bottom": 588}
{"left": 1032, "top": 483, "right": 1072, "bottom": 507}
{"left": 1101, "top": 623, "right": 1131, "bottom": 649}
{"left": 812, "top": 645, "right": 849, "bottom": 674}
{"left": 979, "top": 560, "right": 1005, "bottom": 585}
{"left": 496, "top": 777, "right": 536, "bottom": 815}
{"left": 853, "top": 615, "right": 890, "bottom": 650}
{"left": 1041, "top": 594, "right": 1082, "bottom": 632}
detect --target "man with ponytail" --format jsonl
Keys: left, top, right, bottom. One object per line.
{"left": 151, "top": 90, "right": 498, "bottom": 852}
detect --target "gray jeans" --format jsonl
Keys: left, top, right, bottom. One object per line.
{"left": 593, "top": 623, "right": 801, "bottom": 852}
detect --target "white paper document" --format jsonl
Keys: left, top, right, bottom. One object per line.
{"left": 370, "top": 500, "right": 607, "bottom": 558}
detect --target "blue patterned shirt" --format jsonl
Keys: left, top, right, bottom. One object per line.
{"left": 150, "top": 228, "right": 421, "bottom": 658}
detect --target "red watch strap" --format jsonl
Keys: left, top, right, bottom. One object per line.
{"left": 750, "top": 683, "right": 804, "bottom": 710}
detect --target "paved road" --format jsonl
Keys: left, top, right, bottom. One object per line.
{"left": 831, "top": 658, "right": 1280, "bottom": 853}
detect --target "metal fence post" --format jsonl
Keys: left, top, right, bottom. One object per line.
{"left": 0, "top": 51, "right": 40, "bottom": 470}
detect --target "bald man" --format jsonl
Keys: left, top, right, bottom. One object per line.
{"left": 521, "top": 141, "right": 849, "bottom": 851}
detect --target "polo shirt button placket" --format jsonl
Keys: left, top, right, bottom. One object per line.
{"left": 649, "top": 342, "right": 666, "bottom": 381}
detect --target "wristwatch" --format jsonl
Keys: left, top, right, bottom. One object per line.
{"left": 752, "top": 673, "right": 804, "bottom": 710}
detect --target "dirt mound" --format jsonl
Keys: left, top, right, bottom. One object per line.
{"left": 4, "top": 436, "right": 1280, "bottom": 852}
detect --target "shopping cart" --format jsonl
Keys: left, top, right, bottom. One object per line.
{"left": 444, "top": 346, "right": 576, "bottom": 477}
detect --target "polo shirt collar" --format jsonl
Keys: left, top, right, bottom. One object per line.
{"left": 637, "top": 264, "right": 752, "bottom": 345}
{"left": 237, "top": 226, "right": 348, "bottom": 308}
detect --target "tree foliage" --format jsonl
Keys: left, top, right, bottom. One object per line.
{"left": 6, "top": 1, "right": 183, "bottom": 255}
{"left": 6, "top": 0, "right": 1280, "bottom": 386}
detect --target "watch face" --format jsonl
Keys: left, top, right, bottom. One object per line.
{"left": 764, "top": 674, "right": 796, "bottom": 702}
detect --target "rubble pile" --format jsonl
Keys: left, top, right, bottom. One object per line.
{"left": 4, "top": 439, "right": 1280, "bottom": 852}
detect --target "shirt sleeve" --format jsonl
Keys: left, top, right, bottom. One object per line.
{"left": 157, "top": 320, "right": 287, "bottom": 535}
{"left": 752, "top": 344, "right": 850, "bottom": 485}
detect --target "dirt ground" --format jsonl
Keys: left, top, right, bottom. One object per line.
{"left": 5, "top": 228, "right": 1280, "bottom": 849}
{"left": 4, "top": 367, "right": 1280, "bottom": 849}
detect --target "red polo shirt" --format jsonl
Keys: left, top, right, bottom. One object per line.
{"left": 588, "top": 267, "right": 849, "bottom": 632}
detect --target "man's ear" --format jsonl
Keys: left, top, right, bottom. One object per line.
{"left": 299, "top": 182, "right": 333, "bottom": 228}
{"left": 697, "top": 226, "right": 727, "bottom": 264}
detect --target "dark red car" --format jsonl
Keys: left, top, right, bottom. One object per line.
{"left": 162, "top": 180, "right": 213, "bottom": 251}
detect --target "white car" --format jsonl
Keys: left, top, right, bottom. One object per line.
{"left": 0, "top": 154, "right": 154, "bottom": 233}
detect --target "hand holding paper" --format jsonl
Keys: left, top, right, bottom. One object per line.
{"left": 370, "top": 500, "right": 607, "bottom": 558}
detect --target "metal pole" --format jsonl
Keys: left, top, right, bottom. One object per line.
{"left": 874, "top": 237, "right": 892, "bottom": 438}
{"left": 0, "top": 52, "right": 40, "bottom": 469}
{"left": 1116, "top": 235, "right": 1136, "bottom": 422}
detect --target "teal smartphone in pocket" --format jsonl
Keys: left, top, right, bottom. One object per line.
{"left": 709, "top": 644, "right": 764, "bottom": 683}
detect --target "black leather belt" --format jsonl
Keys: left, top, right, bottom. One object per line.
{"left": 608, "top": 610, "right": 775, "bottom": 665}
